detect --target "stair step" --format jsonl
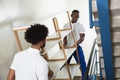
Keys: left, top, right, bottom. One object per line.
{"left": 111, "top": 17, "right": 120, "bottom": 28}
{"left": 102, "top": 68, "right": 120, "bottom": 79}
{"left": 95, "top": 17, "right": 120, "bottom": 34}
{"left": 92, "top": 0, "right": 120, "bottom": 12}
{"left": 95, "top": 27, "right": 100, "bottom": 34}
{"left": 102, "top": 78, "right": 120, "bottom": 80}
{"left": 110, "top": 8, "right": 120, "bottom": 17}
{"left": 98, "top": 44, "right": 120, "bottom": 57}
{"left": 92, "top": 0, "right": 120, "bottom": 18}
{"left": 110, "top": 0, "right": 120, "bottom": 17}
{"left": 97, "top": 32, "right": 120, "bottom": 45}
{"left": 73, "top": 76, "right": 81, "bottom": 80}
{"left": 95, "top": 27, "right": 120, "bottom": 34}
{"left": 100, "top": 57, "right": 120, "bottom": 68}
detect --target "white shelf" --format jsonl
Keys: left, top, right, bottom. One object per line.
{"left": 65, "top": 48, "right": 76, "bottom": 60}
{"left": 49, "top": 48, "right": 76, "bottom": 60}
{"left": 46, "top": 29, "right": 73, "bottom": 40}
{"left": 48, "top": 60, "right": 66, "bottom": 75}
{"left": 44, "top": 40, "right": 60, "bottom": 52}
{"left": 54, "top": 65, "right": 80, "bottom": 79}
{"left": 60, "top": 29, "right": 73, "bottom": 39}
{"left": 13, "top": 26, "right": 30, "bottom": 31}
{"left": 43, "top": 11, "right": 78, "bottom": 80}
{"left": 48, "top": 49, "right": 65, "bottom": 60}
{"left": 47, "top": 32, "right": 59, "bottom": 39}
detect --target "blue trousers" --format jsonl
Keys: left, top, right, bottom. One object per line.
{"left": 67, "top": 45, "right": 86, "bottom": 78}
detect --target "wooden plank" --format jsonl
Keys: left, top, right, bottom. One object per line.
{"left": 54, "top": 65, "right": 79, "bottom": 80}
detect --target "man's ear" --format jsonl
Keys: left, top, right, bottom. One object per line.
{"left": 40, "top": 41, "right": 43, "bottom": 45}
{"left": 40, "top": 40, "right": 44, "bottom": 45}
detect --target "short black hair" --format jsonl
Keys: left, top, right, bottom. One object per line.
{"left": 25, "top": 24, "right": 48, "bottom": 44}
{"left": 72, "top": 9, "right": 79, "bottom": 14}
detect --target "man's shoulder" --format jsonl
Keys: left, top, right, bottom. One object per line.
{"left": 14, "top": 48, "right": 29, "bottom": 57}
{"left": 74, "top": 22, "right": 85, "bottom": 32}
{"left": 64, "top": 23, "right": 70, "bottom": 28}
{"left": 76, "top": 22, "right": 82, "bottom": 26}
{"left": 76, "top": 22, "right": 84, "bottom": 28}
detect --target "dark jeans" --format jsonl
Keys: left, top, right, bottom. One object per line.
{"left": 67, "top": 45, "right": 86, "bottom": 79}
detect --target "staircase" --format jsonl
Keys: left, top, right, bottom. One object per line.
{"left": 92, "top": 0, "right": 120, "bottom": 80}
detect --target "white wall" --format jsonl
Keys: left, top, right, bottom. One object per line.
{"left": 0, "top": 0, "right": 97, "bottom": 79}
{"left": 67, "top": 0, "right": 97, "bottom": 63}
{"left": 0, "top": 0, "right": 68, "bottom": 80}
{"left": 33, "top": 0, "right": 67, "bottom": 18}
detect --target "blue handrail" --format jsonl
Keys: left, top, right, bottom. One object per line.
{"left": 89, "top": 0, "right": 93, "bottom": 28}
{"left": 89, "top": 0, "right": 99, "bottom": 28}
{"left": 84, "top": 39, "right": 102, "bottom": 80}
{"left": 88, "top": 0, "right": 114, "bottom": 80}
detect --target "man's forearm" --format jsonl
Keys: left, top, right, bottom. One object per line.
{"left": 7, "top": 75, "right": 15, "bottom": 80}
{"left": 7, "top": 69, "right": 15, "bottom": 80}
{"left": 77, "top": 38, "right": 84, "bottom": 44}
{"left": 48, "top": 69, "right": 54, "bottom": 80}
{"left": 63, "top": 36, "right": 67, "bottom": 46}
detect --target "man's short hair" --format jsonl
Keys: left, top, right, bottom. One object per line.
{"left": 72, "top": 9, "right": 79, "bottom": 14}
{"left": 25, "top": 24, "right": 48, "bottom": 44}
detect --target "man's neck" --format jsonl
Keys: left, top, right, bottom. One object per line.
{"left": 31, "top": 44, "right": 41, "bottom": 50}
{"left": 71, "top": 20, "right": 77, "bottom": 23}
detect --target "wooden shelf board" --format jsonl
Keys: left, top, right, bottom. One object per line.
{"left": 65, "top": 48, "right": 76, "bottom": 59}
{"left": 13, "top": 26, "right": 29, "bottom": 31}
{"left": 54, "top": 64, "right": 80, "bottom": 79}
{"left": 60, "top": 29, "right": 73, "bottom": 39}
{"left": 44, "top": 40, "right": 60, "bottom": 52}
{"left": 48, "top": 48, "right": 76, "bottom": 60}
{"left": 49, "top": 49, "right": 64, "bottom": 60}
{"left": 46, "top": 29, "right": 73, "bottom": 40}
{"left": 47, "top": 32, "right": 59, "bottom": 39}
{"left": 48, "top": 60, "right": 66, "bottom": 75}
